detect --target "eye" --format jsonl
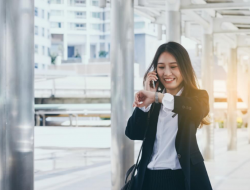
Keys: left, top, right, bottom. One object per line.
{"left": 171, "top": 66, "right": 177, "bottom": 69}
{"left": 158, "top": 67, "right": 164, "bottom": 69}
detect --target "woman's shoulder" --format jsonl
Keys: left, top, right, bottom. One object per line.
{"left": 189, "top": 88, "right": 208, "bottom": 97}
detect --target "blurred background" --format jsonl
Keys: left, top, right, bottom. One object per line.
{"left": 1, "top": 0, "right": 250, "bottom": 190}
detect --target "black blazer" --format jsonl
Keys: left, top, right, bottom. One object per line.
{"left": 125, "top": 88, "right": 213, "bottom": 190}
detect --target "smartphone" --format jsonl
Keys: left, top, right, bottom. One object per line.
{"left": 151, "top": 69, "right": 157, "bottom": 89}
{"left": 152, "top": 80, "right": 155, "bottom": 89}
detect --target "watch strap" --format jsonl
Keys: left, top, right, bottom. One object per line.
{"left": 155, "top": 92, "right": 159, "bottom": 104}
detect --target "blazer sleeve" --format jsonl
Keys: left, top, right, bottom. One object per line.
{"left": 125, "top": 107, "right": 148, "bottom": 140}
{"left": 172, "top": 89, "right": 209, "bottom": 122}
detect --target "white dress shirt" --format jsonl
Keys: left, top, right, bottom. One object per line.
{"left": 139, "top": 87, "right": 184, "bottom": 170}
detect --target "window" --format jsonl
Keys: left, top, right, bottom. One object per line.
{"left": 75, "top": 23, "right": 86, "bottom": 30}
{"left": 92, "top": 12, "right": 101, "bottom": 19}
{"left": 75, "top": 0, "right": 86, "bottom": 5}
{"left": 51, "top": 22, "right": 62, "bottom": 28}
{"left": 48, "top": 48, "right": 50, "bottom": 56}
{"left": 48, "top": 12, "right": 50, "bottom": 20}
{"left": 100, "top": 43, "right": 105, "bottom": 51}
{"left": 92, "top": 24, "right": 102, "bottom": 31}
{"left": 105, "top": 23, "right": 110, "bottom": 32}
{"left": 42, "top": 46, "right": 45, "bottom": 55}
{"left": 35, "top": 7, "right": 38, "bottom": 17}
{"left": 50, "top": 0, "right": 63, "bottom": 4}
{"left": 35, "top": 63, "right": 38, "bottom": 69}
{"left": 105, "top": 12, "right": 110, "bottom": 20}
{"left": 92, "top": 0, "right": 98, "bottom": 6}
{"left": 35, "top": 44, "right": 38, "bottom": 54}
{"left": 42, "top": 28, "right": 45, "bottom": 37}
{"left": 35, "top": 26, "right": 38, "bottom": 35}
{"left": 75, "top": 11, "right": 86, "bottom": 18}
{"left": 42, "top": 10, "right": 45, "bottom": 18}
{"left": 47, "top": 29, "right": 50, "bottom": 39}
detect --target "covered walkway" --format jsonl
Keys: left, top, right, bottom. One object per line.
{"left": 34, "top": 127, "right": 250, "bottom": 190}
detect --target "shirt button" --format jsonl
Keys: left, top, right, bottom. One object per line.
{"left": 177, "top": 154, "right": 181, "bottom": 159}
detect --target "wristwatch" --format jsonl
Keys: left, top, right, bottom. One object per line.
{"left": 155, "top": 92, "right": 159, "bottom": 104}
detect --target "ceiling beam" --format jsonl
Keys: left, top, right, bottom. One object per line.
{"left": 213, "top": 29, "right": 250, "bottom": 34}
{"left": 181, "top": 3, "right": 250, "bottom": 11}
{"left": 184, "top": 10, "right": 210, "bottom": 29}
{"left": 134, "top": 8, "right": 156, "bottom": 22}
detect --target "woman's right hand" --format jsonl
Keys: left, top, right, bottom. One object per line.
{"left": 144, "top": 70, "right": 159, "bottom": 92}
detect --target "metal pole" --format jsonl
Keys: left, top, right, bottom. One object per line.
{"left": 111, "top": 0, "right": 134, "bottom": 189}
{"left": 165, "top": 0, "right": 181, "bottom": 43}
{"left": 201, "top": 33, "right": 214, "bottom": 160}
{"left": 248, "top": 58, "right": 250, "bottom": 143}
{"left": 69, "top": 114, "right": 73, "bottom": 127}
{"left": 36, "top": 114, "right": 40, "bottom": 126}
{"left": 157, "top": 24, "right": 162, "bottom": 40}
{"left": 63, "top": 34, "right": 68, "bottom": 60}
{"left": 227, "top": 48, "right": 237, "bottom": 150}
{"left": 43, "top": 115, "right": 46, "bottom": 126}
{"left": 0, "top": 0, "right": 34, "bottom": 189}
{"left": 75, "top": 114, "right": 78, "bottom": 127}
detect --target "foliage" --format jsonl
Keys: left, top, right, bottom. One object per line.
{"left": 50, "top": 53, "right": 58, "bottom": 65}
{"left": 99, "top": 50, "right": 108, "bottom": 58}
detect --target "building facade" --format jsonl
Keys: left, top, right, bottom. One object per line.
{"left": 35, "top": 0, "right": 51, "bottom": 69}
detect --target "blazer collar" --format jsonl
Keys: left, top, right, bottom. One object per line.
{"left": 162, "top": 86, "right": 184, "bottom": 96}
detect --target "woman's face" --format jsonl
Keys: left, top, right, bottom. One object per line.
{"left": 156, "top": 52, "right": 183, "bottom": 95}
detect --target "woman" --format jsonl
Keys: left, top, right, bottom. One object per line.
{"left": 125, "top": 42, "right": 213, "bottom": 190}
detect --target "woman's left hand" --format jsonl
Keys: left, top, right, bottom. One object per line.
{"left": 133, "top": 90, "right": 155, "bottom": 108}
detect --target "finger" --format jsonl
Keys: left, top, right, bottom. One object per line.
{"left": 150, "top": 76, "right": 158, "bottom": 81}
{"left": 137, "top": 101, "right": 145, "bottom": 108}
{"left": 147, "top": 72, "right": 157, "bottom": 77}
{"left": 136, "top": 93, "right": 139, "bottom": 103}
{"left": 147, "top": 76, "right": 158, "bottom": 83}
{"left": 148, "top": 72, "right": 157, "bottom": 77}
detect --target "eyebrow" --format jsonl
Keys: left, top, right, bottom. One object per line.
{"left": 158, "top": 62, "right": 177, "bottom": 65}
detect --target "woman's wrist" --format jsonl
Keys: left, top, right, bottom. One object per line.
{"left": 152, "top": 92, "right": 164, "bottom": 104}
{"left": 157, "top": 93, "right": 164, "bottom": 103}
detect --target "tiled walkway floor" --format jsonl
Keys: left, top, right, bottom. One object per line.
{"left": 34, "top": 127, "right": 250, "bottom": 190}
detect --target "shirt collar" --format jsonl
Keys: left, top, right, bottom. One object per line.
{"left": 163, "top": 86, "right": 184, "bottom": 96}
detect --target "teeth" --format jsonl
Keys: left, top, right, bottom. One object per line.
{"left": 165, "top": 79, "right": 174, "bottom": 81}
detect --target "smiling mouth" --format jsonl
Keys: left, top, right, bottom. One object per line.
{"left": 165, "top": 78, "right": 175, "bottom": 82}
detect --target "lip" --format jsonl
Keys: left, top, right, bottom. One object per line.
{"left": 164, "top": 78, "right": 175, "bottom": 83}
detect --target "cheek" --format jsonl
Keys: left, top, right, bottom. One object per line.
{"left": 174, "top": 70, "right": 183, "bottom": 81}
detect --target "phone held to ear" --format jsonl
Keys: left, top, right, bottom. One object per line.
{"left": 151, "top": 69, "right": 157, "bottom": 89}
{"left": 152, "top": 80, "right": 155, "bottom": 89}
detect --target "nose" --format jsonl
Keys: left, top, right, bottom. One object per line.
{"left": 164, "top": 67, "right": 172, "bottom": 76}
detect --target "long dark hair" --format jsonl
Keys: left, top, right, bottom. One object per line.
{"left": 143, "top": 41, "right": 210, "bottom": 127}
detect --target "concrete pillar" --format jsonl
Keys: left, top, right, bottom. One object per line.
{"left": 0, "top": 0, "right": 34, "bottom": 189}
{"left": 157, "top": 24, "right": 162, "bottom": 40}
{"left": 63, "top": 0, "right": 68, "bottom": 61}
{"left": 111, "top": 0, "right": 134, "bottom": 189}
{"left": 201, "top": 32, "right": 214, "bottom": 160}
{"left": 63, "top": 33, "right": 68, "bottom": 60}
{"left": 99, "top": 0, "right": 106, "bottom": 8}
{"left": 248, "top": 58, "right": 250, "bottom": 143}
{"left": 165, "top": 0, "right": 181, "bottom": 43}
{"left": 227, "top": 48, "right": 238, "bottom": 150}
{"left": 85, "top": 0, "right": 90, "bottom": 64}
